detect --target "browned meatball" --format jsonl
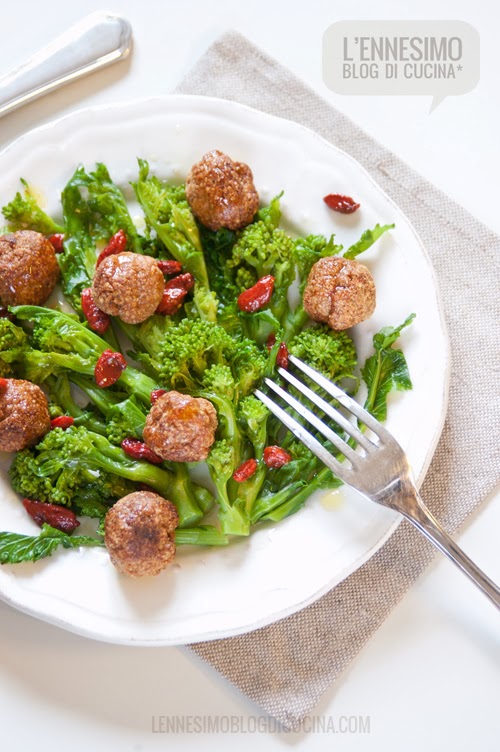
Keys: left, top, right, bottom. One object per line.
{"left": 303, "top": 256, "right": 376, "bottom": 330}
{"left": 0, "top": 378, "right": 51, "bottom": 452}
{"left": 104, "top": 491, "right": 179, "bottom": 578}
{"left": 143, "top": 390, "right": 217, "bottom": 463}
{"left": 92, "top": 253, "right": 165, "bottom": 324}
{"left": 0, "top": 230, "right": 60, "bottom": 307}
{"left": 186, "top": 150, "right": 259, "bottom": 231}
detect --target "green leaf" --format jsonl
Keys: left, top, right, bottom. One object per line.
{"left": 361, "top": 314, "right": 415, "bottom": 422}
{"left": 0, "top": 524, "right": 103, "bottom": 565}
{"left": 344, "top": 223, "right": 395, "bottom": 260}
{"left": 373, "top": 313, "right": 416, "bottom": 350}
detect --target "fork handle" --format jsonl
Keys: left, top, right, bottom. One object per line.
{"left": 402, "top": 491, "right": 500, "bottom": 610}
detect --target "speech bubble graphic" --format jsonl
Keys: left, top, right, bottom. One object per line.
{"left": 322, "top": 20, "right": 479, "bottom": 112}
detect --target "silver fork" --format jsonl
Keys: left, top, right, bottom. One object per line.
{"left": 256, "top": 354, "right": 500, "bottom": 610}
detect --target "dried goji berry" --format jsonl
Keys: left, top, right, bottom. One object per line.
{"left": 96, "top": 229, "right": 128, "bottom": 266}
{"left": 157, "top": 259, "right": 183, "bottom": 276}
{"left": 22, "top": 498, "right": 80, "bottom": 534}
{"left": 48, "top": 233, "right": 65, "bottom": 252}
{"left": 169, "top": 273, "right": 195, "bottom": 292}
{"left": 263, "top": 446, "right": 292, "bottom": 468}
{"left": 323, "top": 194, "right": 360, "bottom": 214}
{"left": 81, "top": 288, "right": 110, "bottom": 334}
{"left": 237, "top": 275, "right": 275, "bottom": 313}
{"left": 94, "top": 349, "right": 127, "bottom": 388}
{"left": 156, "top": 273, "right": 195, "bottom": 315}
{"left": 276, "top": 342, "right": 289, "bottom": 369}
{"left": 266, "top": 333, "right": 276, "bottom": 350}
{"left": 150, "top": 388, "right": 167, "bottom": 405}
{"left": 0, "top": 377, "right": 8, "bottom": 391}
{"left": 232, "top": 458, "right": 258, "bottom": 482}
{"left": 121, "top": 438, "right": 163, "bottom": 465}
{"left": 50, "top": 415, "right": 75, "bottom": 430}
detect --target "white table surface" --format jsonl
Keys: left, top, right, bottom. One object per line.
{"left": 0, "top": 1, "right": 498, "bottom": 750}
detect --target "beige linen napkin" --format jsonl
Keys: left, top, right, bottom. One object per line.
{"left": 175, "top": 32, "right": 500, "bottom": 730}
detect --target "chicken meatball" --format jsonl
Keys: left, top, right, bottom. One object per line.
{"left": 0, "top": 230, "right": 60, "bottom": 307}
{"left": 143, "top": 390, "right": 217, "bottom": 463}
{"left": 186, "top": 150, "right": 259, "bottom": 231}
{"left": 105, "top": 491, "right": 179, "bottom": 578}
{"left": 92, "top": 252, "right": 165, "bottom": 324}
{"left": 0, "top": 378, "right": 51, "bottom": 452}
{"left": 303, "top": 256, "right": 376, "bottom": 330}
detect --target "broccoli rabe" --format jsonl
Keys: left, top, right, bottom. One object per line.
{"left": 0, "top": 156, "right": 413, "bottom": 553}
{"left": 10, "top": 306, "right": 158, "bottom": 405}
{"left": 2, "top": 179, "right": 64, "bottom": 235}
{"left": 289, "top": 325, "right": 358, "bottom": 386}
{"left": 133, "top": 160, "right": 217, "bottom": 322}
{"left": 10, "top": 425, "right": 203, "bottom": 527}
{"left": 58, "top": 164, "right": 142, "bottom": 313}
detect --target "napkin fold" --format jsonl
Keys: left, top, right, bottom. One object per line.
{"left": 175, "top": 32, "right": 500, "bottom": 730}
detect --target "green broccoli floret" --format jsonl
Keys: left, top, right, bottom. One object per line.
{"left": 289, "top": 325, "right": 358, "bottom": 385}
{"left": 10, "top": 427, "right": 134, "bottom": 507}
{"left": 9, "top": 426, "right": 203, "bottom": 527}
{"left": 135, "top": 317, "right": 266, "bottom": 398}
{"left": 228, "top": 194, "right": 296, "bottom": 336}
{"left": 2, "top": 179, "right": 64, "bottom": 235}
{"left": 0, "top": 317, "right": 29, "bottom": 376}
{"left": 201, "top": 364, "right": 235, "bottom": 401}
{"left": 0, "top": 315, "right": 90, "bottom": 383}
{"left": 132, "top": 160, "right": 217, "bottom": 322}
{"left": 238, "top": 395, "right": 269, "bottom": 458}
{"left": 206, "top": 440, "right": 249, "bottom": 535}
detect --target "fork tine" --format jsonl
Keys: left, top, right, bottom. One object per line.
{"left": 263, "top": 378, "right": 361, "bottom": 467}
{"left": 288, "top": 354, "right": 392, "bottom": 441}
{"left": 277, "top": 367, "right": 375, "bottom": 452}
{"left": 254, "top": 389, "right": 352, "bottom": 483}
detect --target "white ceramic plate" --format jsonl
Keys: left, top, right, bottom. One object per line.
{"left": 0, "top": 96, "right": 449, "bottom": 645}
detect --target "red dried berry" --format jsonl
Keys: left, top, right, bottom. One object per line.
{"left": 94, "top": 349, "right": 127, "bottom": 388}
{"left": 263, "top": 446, "right": 292, "bottom": 469}
{"left": 81, "top": 288, "right": 110, "bottom": 334}
{"left": 156, "top": 273, "right": 195, "bottom": 315}
{"left": 168, "top": 273, "right": 195, "bottom": 292}
{"left": 323, "top": 194, "right": 360, "bottom": 214}
{"left": 150, "top": 388, "right": 167, "bottom": 405}
{"left": 0, "top": 377, "right": 8, "bottom": 391}
{"left": 50, "top": 415, "right": 75, "bottom": 430}
{"left": 157, "top": 259, "right": 183, "bottom": 276}
{"left": 22, "top": 498, "right": 80, "bottom": 534}
{"left": 96, "top": 229, "right": 128, "bottom": 266}
{"left": 237, "top": 275, "right": 275, "bottom": 313}
{"left": 232, "top": 458, "right": 258, "bottom": 482}
{"left": 266, "top": 333, "right": 276, "bottom": 351}
{"left": 276, "top": 342, "right": 289, "bottom": 369}
{"left": 48, "top": 233, "right": 65, "bottom": 252}
{"left": 121, "top": 438, "right": 163, "bottom": 465}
